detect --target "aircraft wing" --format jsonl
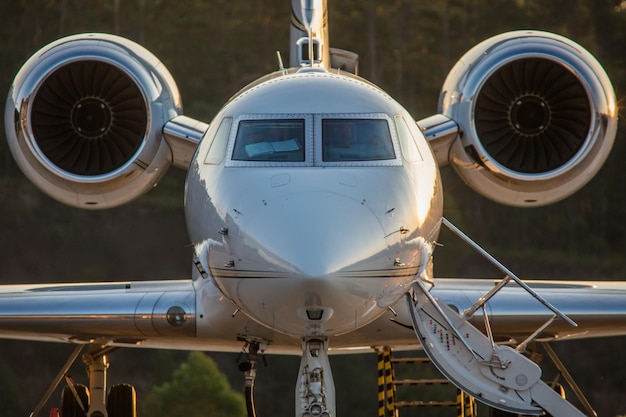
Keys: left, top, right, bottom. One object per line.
{"left": 2, "top": 277, "right": 626, "bottom": 354}
{"left": 0, "top": 278, "right": 304, "bottom": 354}
{"left": 0, "top": 280, "right": 200, "bottom": 346}
{"left": 336, "top": 278, "right": 626, "bottom": 351}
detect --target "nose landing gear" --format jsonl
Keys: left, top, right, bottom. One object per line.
{"left": 296, "top": 337, "right": 335, "bottom": 417}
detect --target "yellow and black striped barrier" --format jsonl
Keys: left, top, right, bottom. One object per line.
{"left": 375, "top": 346, "right": 396, "bottom": 417}
{"left": 456, "top": 390, "right": 476, "bottom": 417}
{"left": 375, "top": 346, "right": 477, "bottom": 417}
{"left": 376, "top": 347, "right": 385, "bottom": 417}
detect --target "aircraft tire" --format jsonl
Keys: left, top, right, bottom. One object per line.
{"left": 107, "top": 384, "right": 137, "bottom": 417}
{"left": 61, "top": 384, "right": 90, "bottom": 417}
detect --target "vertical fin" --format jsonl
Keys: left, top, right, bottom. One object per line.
{"left": 290, "top": 0, "right": 330, "bottom": 68}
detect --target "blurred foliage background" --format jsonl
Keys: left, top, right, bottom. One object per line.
{"left": 1, "top": 0, "right": 626, "bottom": 416}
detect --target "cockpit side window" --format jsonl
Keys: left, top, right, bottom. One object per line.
{"left": 204, "top": 117, "right": 232, "bottom": 165}
{"left": 394, "top": 115, "right": 423, "bottom": 163}
{"left": 321, "top": 119, "right": 395, "bottom": 162}
{"left": 232, "top": 119, "right": 305, "bottom": 162}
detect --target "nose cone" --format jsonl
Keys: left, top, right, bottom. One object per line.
{"left": 243, "top": 191, "right": 387, "bottom": 276}
{"left": 208, "top": 190, "right": 397, "bottom": 336}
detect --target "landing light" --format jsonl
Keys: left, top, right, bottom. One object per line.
{"left": 306, "top": 308, "right": 324, "bottom": 320}
{"left": 166, "top": 306, "right": 186, "bottom": 327}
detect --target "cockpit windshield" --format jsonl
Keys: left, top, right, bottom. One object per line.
{"left": 226, "top": 114, "right": 401, "bottom": 167}
{"left": 232, "top": 119, "right": 305, "bottom": 162}
{"left": 322, "top": 119, "right": 395, "bottom": 162}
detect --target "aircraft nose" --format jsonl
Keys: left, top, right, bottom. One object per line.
{"left": 241, "top": 191, "right": 387, "bottom": 276}
{"left": 203, "top": 188, "right": 414, "bottom": 336}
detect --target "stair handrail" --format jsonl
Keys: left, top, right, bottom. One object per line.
{"left": 440, "top": 217, "right": 577, "bottom": 328}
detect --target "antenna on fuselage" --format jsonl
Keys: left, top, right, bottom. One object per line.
{"left": 276, "top": 51, "right": 287, "bottom": 75}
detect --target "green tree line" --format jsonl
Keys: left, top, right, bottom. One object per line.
{"left": 1, "top": 1, "right": 626, "bottom": 416}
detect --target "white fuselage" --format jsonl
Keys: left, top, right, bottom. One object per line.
{"left": 185, "top": 68, "right": 443, "bottom": 337}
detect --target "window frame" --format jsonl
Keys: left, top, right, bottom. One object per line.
{"left": 224, "top": 113, "right": 402, "bottom": 168}
{"left": 314, "top": 113, "right": 402, "bottom": 167}
{"left": 225, "top": 114, "right": 314, "bottom": 167}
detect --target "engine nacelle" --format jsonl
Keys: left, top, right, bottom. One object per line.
{"left": 440, "top": 31, "right": 617, "bottom": 206}
{"left": 5, "top": 33, "right": 182, "bottom": 208}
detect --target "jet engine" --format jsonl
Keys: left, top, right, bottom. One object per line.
{"left": 440, "top": 31, "right": 617, "bottom": 206}
{"left": 5, "top": 33, "right": 182, "bottom": 208}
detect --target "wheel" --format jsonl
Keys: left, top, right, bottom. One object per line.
{"left": 61, "top": 384, "right": 90, "bottom": 417}
{"left": 107, "top": 384, "right": 137, "bottom": 417}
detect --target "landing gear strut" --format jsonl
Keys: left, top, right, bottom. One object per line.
{"left": 296, "top": 337, "right": 335, "bottom": 417}
{"left": 29, "top": 344, "right": 137, "bottom": 417}
{"left": 82, "top": 346, "right": 113, "bottom": 417}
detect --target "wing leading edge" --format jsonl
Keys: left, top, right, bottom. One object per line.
{"left": 2, "top": 278, "right": 626, "bottom": 354}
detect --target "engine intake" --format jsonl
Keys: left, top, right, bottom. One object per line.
{"left": 475, "top": 58, "right": 591, "bottom": 174}
{"left": 6, "top": 33, "right": 182, "bottom": 208}
{"left": 31, "top": 60, "right": 148, "bottom": 176}
{"left": 440, "top": 31, "right": 617, "bottom": 206}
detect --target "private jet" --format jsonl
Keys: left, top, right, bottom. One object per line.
{"left": 2, "top": 0, "right": 625, "bottom": 416}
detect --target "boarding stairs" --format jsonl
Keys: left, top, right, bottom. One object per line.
{"left": 376, "top": 346, "right": 476, "bottom": 417}
{"left": 407, "top": 218, "right": 593, "bottom": 417}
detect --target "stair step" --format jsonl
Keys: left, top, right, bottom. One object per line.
{"left": 390, "top": 357, "right": 431, "bottom": 364}
{"left": 395, "top": 400, "right": 457, "bottom": 408}
{"left": 393, "top": 378, "right": 452, "bottom": 386}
